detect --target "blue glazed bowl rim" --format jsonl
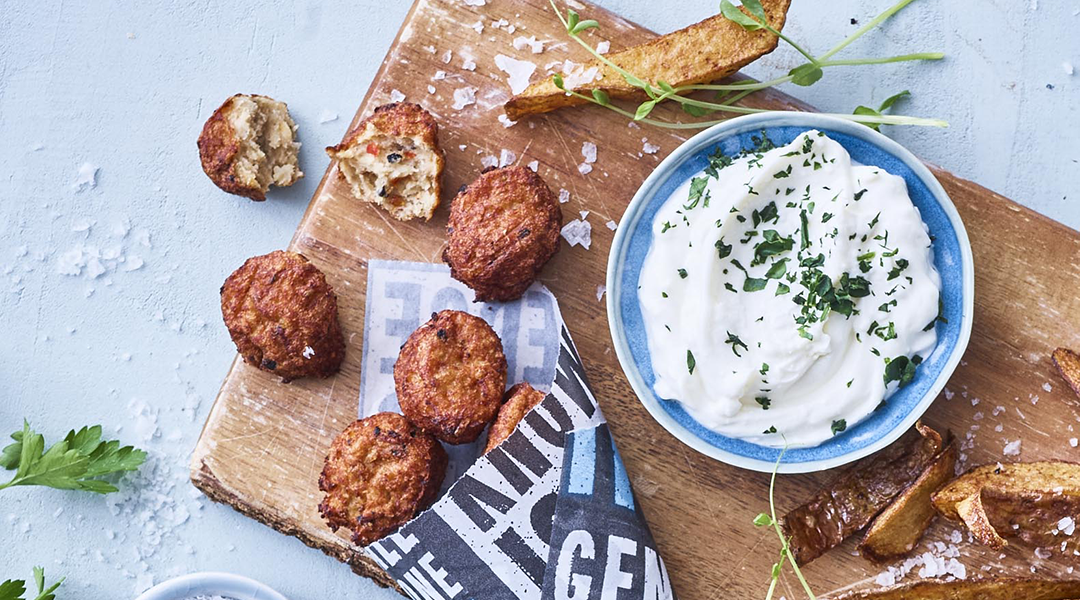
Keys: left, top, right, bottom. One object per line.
{"left": 133, "top": 572, "right": 289, "bottom": 600}
{"left": 605, "top": 112, "right": 974, "bottom": 474}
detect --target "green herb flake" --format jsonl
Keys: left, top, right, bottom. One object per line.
{"left": 687, "top": 349, "right": 696, "bottom": 375}
{"left": 831, "top": 419, "right": 847, "bottom": 435}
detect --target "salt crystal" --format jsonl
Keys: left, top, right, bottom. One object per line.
{"left": 123, "top": 256, "right": 144, "bottom": 272}
{"left": 875, "top": 570, "right": 896, "bottom": 587}
{"left": 596, "top": 40, "right": 610, "bottom": 54}
{"left": 481, "top": 155, "right": 499, "bottom": 169}
{"left": 513, "top": 35, "right": 544, "bottom": 54}
{"left": 606, "top": 220, "right": 617, "bottom": 231}
{"left": 642, "top": 139, "right": 660, "bottom": 154}
{"left": 463, "top": 0, "right": 485, "bottom": 5}
{"left": 441, "top": 49, "right": 453, "bottom": 64}
{"left": 389, "top": 89, "right": 406, "bottom": 103}
{"left": 452, "top": 86, "right": 477, "bottom": 110}
{"left": 423, "top": 45, "right": 435, "bottom": 54}
{"left": 498, "top": 149, "right": 516, "bottom": 167}
{"left": 427, "top": 85, "right": 436, "bottom": 94}
{"left": 471, "top": 21, "right": 484, "bottom": 34}
{"left": 596, "top": 285, "right": 606, "bottom": 301}
{"left": 462, "top": 58, "right": 476, "bottom": 71}
{"left": 558, "top": 189, "right": 570, "bottom": 204}
{"left": 994, "top": 424, "right": 1003, "bottom": 432}
{"left": 1003, "top": 439, "right": 1022, "bottom": 456}
{"left": 318, "top": 110, "right": 339, "bottom": 124}
{"left": 577, "top": 163, "right": 593, "bottom": 175}
{"left": 561, "top": 219, "right": 592, "bottom": 249}
{"left": 1043, "top": 382, "right": 1053, "bottom": 392}
{"left": 1059, "top": 516, "right": 1077, "bottom": 536}
{"left": 527, "top": 160, "right": 539, "bottom": 172}
{"left": 74, "top": 162, "right": 99, "bottom": 191}
{"left": 560, "top": 60, "right": 600, "bottom": 89}
{"left": 303, "top": 346, "right": 315, "bottom": 359}
{"left": 1071, "top": 438, "right": 1079, "bottom": 448}
{"left": 579, "top": 210, "right": 590, "bottom": 219}
{"left": 433, "top": 70, "right": 447, "bottom": 80}
{"left": 582, "top": 141, "right": 597, "bottom": 164}
{"left": 1065, "top": 62, "right": 1075, "bottom": 76}
{"left": 1035, "top": 547, "right": 1052, "bottom": 560}
{"left": 943, "top": 387, "right": 954, "bottom": 400}
{"left": 494, "top": 54, "right": 537, "bottom": 94}
{"left": 458, "top": 144, "right": 468, "bottom": 151}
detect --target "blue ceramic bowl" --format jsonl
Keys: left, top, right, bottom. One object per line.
{"left": 134, "top": 572, "right": 288, "bottom": 600}
{"left": 606, "top": 112, "right": 974, "bottom": 474}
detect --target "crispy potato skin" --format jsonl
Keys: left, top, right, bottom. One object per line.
{"left": 318, "top": 412, "right": 447, "bottom": 546}
{"left": 221, "top": 250, "right": 345, "bottom": 382}
{"left": 394, "top": 310, "right": 507, "bottom": 444}
{"left": 858, "top": 440, "right": 958, "bottom": 563}
{"left": 932, "top": 461, "right": 1080, "bottom": 551}
{"left": 443, "top": 167, "right": 562, "bottom": 302}
{"left": 1053, "top": 347, "right": 1080, "bottom": 401}
{"left": 504, "top": 0, "right": 790, "bottom": 120}
{"left": 780, "top": 423, "right": 943, "bottom": 566}
{"left": 199, "top": 94, "right": 265, "bottom": 200}
{"left": 837, "top": 577, "right": 1080, "bottom": 600}
{"left": 483, "top": 382, "right": 546, "bottom": 454}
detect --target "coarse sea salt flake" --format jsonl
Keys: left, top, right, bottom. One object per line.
{"left": 318, "top": 109, "right": 339, "bottom": 123}
{"left": 642, "top": 139, "right": 660, "bottom": 154}
{"left": 389, "top": 89, "right": 406, "bottom": 103}
{"left": 1064, "top": 62, "right": 1075, "bottom": 75}
{"left": 74, "top": 163, "right": 99, "bottom": 191}
{"left": 596, "top": 285, "right": 606, "bottom": 301}
{"left": 481, "top": 155, "right": 499, "bottom": 169}
{"left": 462, "top": 0, "right": 485, "bottom": 5}
{"left": 577, "top": 163, "right": 593, "bottom": 175}
{"left": 1071, "top": 438, "right": 1079, "bottom": 448}
{"left": 462, "top": 58, "right": 476, "bottom": 71}
{"left": 606, "top": 220, "right": 617, "bottom": 231}
{"left": 558, "top": 189, "right": 570, "bottom": 204}
{"left": 513, "top": 35, "right": 544, "bottom": 54}
{"left": 471, "top": 21, "right": 484, "bottom": 34}
{"left": 596, "top": 40, "right": 610, "bottom": 54}
{"left": 452, "top": 86, "right": 477, "bottom": 110}
{"left": 441, "top": 50, "right": 453, "bottom": 64}
{"left": 527, "top": 160, "right": 539, "bottom": 172}
{"left": 494, "top": 54, "right": 536, "bottom": 95}
{"left": 1004, "top": 439, "right": 1022, "bottom": 456}
{"left": 498, "top": 149, "right": 516, "bottom": 167}
{"left": 561, "top": 219, "right": 592, "bottom": 249}
{"left": 498, "top": 114, "right": 517, "bottom": 128}
{"left": 582, "top": 141, "right": 597, "bottom": 163}
{"left": 427, "top": 85, "right": 436, "bottom": 94}
{"left": 303, "top": 346, "right": 315, "bottom": 359}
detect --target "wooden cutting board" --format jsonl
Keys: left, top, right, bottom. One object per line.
{"left": 189, "top": 0, "right": 1080, "bottom": 596}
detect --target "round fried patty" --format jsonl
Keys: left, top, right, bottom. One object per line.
{"left": 443, "top": 166, "right": 562, "bottom": 302}
{"left": 394, "top": 310, "right": 507, "bottom": 444}
{"left": 483, "top": 382, "right": 547, "bottom": 454}
{"left": 220, "top": 250, "right": 345, "bottom": 382}
{"left": 318, "top": 412, "right": 447, "bottom": 546}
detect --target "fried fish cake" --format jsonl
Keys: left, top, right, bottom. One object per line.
{"left": 394, "top": 310, "right": 507, "bottom": 444}
{"left": 220, "top": 250, "right": 345, "bottom": 382}
{"left": 442, "top": 166, "right": 562, "bottom": 302}
{"left": 197, "top": 94, "right": 303, "bottom": 201}
{"left": 318, "top": 412, "right": 447, "bottom": 546}
{"left": 483, "top": 382, "right": 546, "bottom": 454}
{"left": 326, "top": 102, "right": 444, "bottom": 221}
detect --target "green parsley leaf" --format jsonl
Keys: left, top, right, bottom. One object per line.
{"left": 725, "top": 331, "right": 749, "bottom": 357}
{"left": 883, "top": 354, "right": 921, "bottom": 388}
{"left": 887, "top": 258, "right": 910, "bottom": 281}
{"left": 744, "top": 277, "right": 768, "bottom": 292}
{"left": 755, "top": 396, "right": 771, "bottom": 410}
{"left": 0, "top": 422, "right": 146, "bottom": 494}
{"left": 762, "top": 426, "right": 778, "bottom": 434}
{"left": 677, "top": 268, "right": 688, "bottom": 279}
{"left": 775, "top": 282, "right": 791, "bottom": 296}
{"left": 685, "top": 176, "right": 709, "bottom": 209}
{"left": 764, "top": 258, "right": 788, "bottom": 280}
{"left": 687, "top": 349, "right": 696, "bottom": 375}
{"left": 831, "top": 419, "right": 847, "bottom": 435}
{"left": 760, "top": 363, "right": 770, "bottom": 376}
{"left": 715, "top": 238, "right": 733, "bottom": 259}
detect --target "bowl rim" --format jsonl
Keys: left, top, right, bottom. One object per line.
{"left": 133, "top": 572, "right": 289, "bottom": 600}
{"left": 605, "top": 111, "right": 974, "bottom": 474}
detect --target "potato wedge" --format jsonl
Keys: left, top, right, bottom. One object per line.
{"left": 858, "top": 439, "right": 958, "bottom": 563}
{"left": 780, "top": 422, "right": 943, "bottom": 565}
{"left": 932, "top": 461, "right": 1080, "bottom": 549}
{"left": 1053, "top": 347, "right": 1080, "bottom": 400}
{"left": 504, "top": 0, "right": 791, "bottom": 121}
{"left": 837, "top": 578, "right": 1080, "bottom": 600}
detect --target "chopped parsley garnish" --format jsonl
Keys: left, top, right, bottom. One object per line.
{"left": 724, "top": 282, "right": 738, "bottom": 293}
{"left": 764, "top": 258, "right": 788, "bottom": 280}
{"left": 763, "top": 426, "right": 777, "bottom": 434}
{"left": 853, "top": 188, "right": 868, "bottom": 201}
{"left": 661, "top": 221, "right": 675, "bottom": 233}
{"left": 744, "top": 277, "right": 768, "bottom": 292}
{"left": 715, "top": 238, "right": 732, "bottom": 259}
{"left": 773, "top": 165, "right": 792, "bottom": 179}
{"left": 725, "top": 331, "right": 748, "bottom": 357}
{"left": 821, "top": 212, "right": 834, "bottom": 223}
{"left": 868, "top": 212, "right": 881, "bottom": 229}
{"left": 883, "top": 354, "right": 922, "bottom": 387}
{"left": 775, "top": 282, "right": 790, "bottom": 296}
{"left": 752, "top": 230, "right": 794, "bottom": 265}
{"left": 846, "top": 379, "right": 853, "bottom": 388}
{"left": 799, "top": 209, "right": 810, "bottom": 250}
{"left": 685, "top": 176, "right": 709, "bottom": 210}
{"left": 752, "top": 202, "right": 780, "bottom": 227}
{"left": 678, "top": 268, "right": 688, "bottom": 279}
{"left": 831, "top": 419, "right": 847, "bottom": 435}
{"left": 760, "top": 363, "right": 770, "bottom": 376}
{"left": 755, "top": 396, "right": 771, "bottom": 410}
{"left": 687, "top": 349, "right": 696, "bottom": 375}
{"left": 887, "top": 258, "right": 910, "bottom": 281}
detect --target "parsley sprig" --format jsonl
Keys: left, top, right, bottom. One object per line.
{"left": 0, "top": 567, "right": 63, "bottom": 600}
{"left": 753, "top": 445, "right": 816, "bottom": 600}
{"left": 0, "top": 421, "right": 146, "bottom": 494}
{"left": 550, "top": 0, "right": 947, "bottom": 130}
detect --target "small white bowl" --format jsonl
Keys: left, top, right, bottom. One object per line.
{"left": 134, "top": 572, "right": 288, "bottom": 600}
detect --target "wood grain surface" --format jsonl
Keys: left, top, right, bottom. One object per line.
{"left": 189, "top": 0, "right": 1080, "bottom": 596}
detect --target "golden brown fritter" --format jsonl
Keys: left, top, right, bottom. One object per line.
{"left": 483, "top": 382, "right": 546, "bottom": 454}
{"left": 326, "top": 102, "right": 444, "bottom": 221}
{"left": 198, "top": 94, "right": 303, "bottom": 201}
{"left": 220, "top": 250, "right": 345, "bottom": 382}
{"left": 394, "top": 310, "right": 507, "bottom": 444}
{"left": 318, "top": 412, "right": 447, "bottom": 546}
{"left": 442, "top": 166, "right": 562, "bottom": 302}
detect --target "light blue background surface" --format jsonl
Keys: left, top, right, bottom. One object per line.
{"left": 0, "top": 1, "right": 1076, "bottom": 598}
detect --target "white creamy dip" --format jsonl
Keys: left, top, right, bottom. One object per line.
{"left": 638, "top": 131, "right": 941, "bottom": 448}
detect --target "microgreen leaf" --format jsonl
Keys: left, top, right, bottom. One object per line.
{"left": 682, "top": 103, "right": 713, "bottom": 117}
{"left": 552, "top": 73, "right": 565, "bottom": 89}
{"left": 590, "top": 89, "right": 610, "bottom": 105}
{"left": 570, "top": 19, "right": 600, "bottom": 34}
{"left": 720, "top": 0, "right": 766, "bottom": 30}
{"left": 741, "top": 0, "right": 768, "bottom": 22}
{"left": 634, "top": 100, "right": 657, "bottom": 120}
{"left": 753, "top": 512, "right": 773, "bottom": 527}
{"left": 789, "top": 63, "right": 824, "bottom": 86}
{"left": 566, "top": 8, "right": 580, "bottom": 32}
